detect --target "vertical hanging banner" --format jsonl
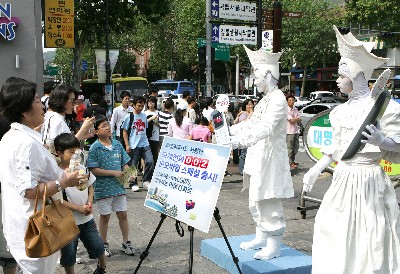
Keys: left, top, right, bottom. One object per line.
{"left": 95, "top": 49, "right": 119, "bottom": 83}
{"left": 44, "top": 0, "right": 74, "bottom": 48}
{"left": 144, "top": 137, "right": 231, "bottom": 233}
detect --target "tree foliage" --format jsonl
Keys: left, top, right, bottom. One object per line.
{"left": 278, "top": 0, "right": 344, "bottom": 95}
{"left": 53, "top": 0, "right": 171, "bottom": 89}
{"left": 345, "top": 0, "right": 400, "bottom": 47}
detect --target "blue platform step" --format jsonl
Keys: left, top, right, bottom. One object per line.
{"left": 201, "top": 234, "right": 312, "bottom": 274}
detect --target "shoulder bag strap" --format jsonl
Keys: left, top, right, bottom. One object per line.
{"left": 42, "top": 115, "right": 53, "bottom": 142}
{"left": 33, "top": 184, "right": 40, "bottom": 214}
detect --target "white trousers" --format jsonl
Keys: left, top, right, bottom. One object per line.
{"left": 249, "top": 198, "right": 286, "bottom": 236}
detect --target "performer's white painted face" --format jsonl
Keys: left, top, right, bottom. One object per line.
{"left": 253, "top": 65, "right": 277, "bottom": 94}
{"left": 336, "top": 74, "right": 353, "bottom": 94}
{"left": 253, "top": 66, "right": 267, "bottom": 90}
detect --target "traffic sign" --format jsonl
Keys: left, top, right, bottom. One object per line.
{"left": 45, "top": 65, "right": 59, "bottom": 76}
{"left": 211, "top": 24, "right": 257, "bottom": 45}
{"left": 82, "top": 60, "right": 88, "bottom": 72}
{"left": 44, "top": 0, "right": 74, "bottom": 48}
{"left": 211, "top": 0, "right": 256, "bottom": 21}
{"left": 283, "top": 11, "right": 303, "bottom": 18}
{"left": 197, "top": 38, "right": 230, "bottom": 62}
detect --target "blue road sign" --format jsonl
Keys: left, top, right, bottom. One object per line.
{"left": 82, "top": 60, "right": 88, "bottom": 72}
{"left": 212, "top": 24, "right": 220, "bottom": 42}
{"left": 211, "top": 0, "right": 219, "bottom": 18}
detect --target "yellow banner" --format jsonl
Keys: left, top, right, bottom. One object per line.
{"left": 44, "top": 0, "right": 74, "bottom": 48}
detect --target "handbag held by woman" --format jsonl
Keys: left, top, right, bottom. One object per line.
{"left": 25, "top": 184, "right": 79, "bottom": 258}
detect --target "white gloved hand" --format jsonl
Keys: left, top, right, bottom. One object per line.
{"left": 361, "top": 124, "right": 384, "bottom": 146}
{"left": 302, "top": 169, "right": 321, "bottom": 193}
{"left": 218, "top": 136, "right": 239, "bottom": 149}
{"left": 302, "top": 155, "right": 333, "bottom": 193}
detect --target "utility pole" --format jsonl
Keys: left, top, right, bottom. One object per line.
{"left": 205, "top": 0, "right": 212, "bottom": 97}
{"left": 273, "top": 1, "right": 282, "bottom": 53}
{"left": 257, "top": 0, "right": 262, "bottom": 48}
{"left": 105, "top": 0, "right": 111, "bottom": 85}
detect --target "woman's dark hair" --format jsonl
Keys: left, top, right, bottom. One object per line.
{"left": 164, "top": 98, "right": 174, "bottom": 110}
{"left": 146, "top": 96, "right": 157, "bottom": 108}
{"left": 174, "top": 109, "right": 186, "bottom": 127}
{"left": 99, "top": 99, "right": 108, "bottom": 112}
{"left": 90, "top": 93, "right": 102, "bottom": 104}
{"left": 187, "top": 97, "right": 195, "bottom": 105}
{"left": 228, "top": 102, "right": 234, "bottom": 113}
{"left": 0, "top": 77, "right": 37, "bottom": 123}
{"left": 120, "top": 90, "right": 131, "bottom": 100}
{"left": 94, "top": 114, "right": 108, "bottom": 130}
{"left": 200, "top": 117, "right": 209, "bottom": 126}
{"left": 0, "top": 115, "right": 10, "bottom": 139}
{"left": 198, "top": 99, "right": 208, "bottom": 111}
{"left": 205, "top": 97, "right": 213, "bottom": 108}
{"left": 54, "top": 132, "right": 80, "bottom": 153}
{"left": 49, "top": 84, "right": 76, "bottom": 113}
{"left": 241, "top": 99, "right": 254, "bottom": 111}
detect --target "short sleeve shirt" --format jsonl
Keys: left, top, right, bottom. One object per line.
{"left": 64, "top": 164, "right": 96, "bottom": 225}
{"left": 87, "top": 139, "right": 130, "bottom": 200}
{"left": 121, "top": 112, "right": 149, "bottom": 148}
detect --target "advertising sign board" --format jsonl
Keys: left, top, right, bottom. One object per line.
{"left": 144, "top": 137, "right": 230, "bottom": 233}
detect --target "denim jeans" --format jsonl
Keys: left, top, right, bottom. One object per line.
{"left": 60, "top": 219, "right": 104, "bottom": 267}
{"left": 130, "top": 145, "right": 154, "bottom": 183}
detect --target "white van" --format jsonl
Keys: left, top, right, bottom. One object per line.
{"left": 308, "top": 91, "right": 334, "bottom": 101}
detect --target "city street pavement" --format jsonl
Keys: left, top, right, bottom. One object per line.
{"left": 52, "top": 138, "right": 400, "bottom": 274}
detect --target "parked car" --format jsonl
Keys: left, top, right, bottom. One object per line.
{"left": 161, "top": 94, "right": 183, "bottom": 108}
{"left": 308, "top": 91, "right": 334, "bottom": 100}
{"left": 294, "top": 96, "right": 311, "bottom": 110}
{"left": 308, "top": 96, "right": 348, "bottom": 105}
{"left": 237, "top": 95, "right": 258, "bottom": 104}
{"left": 298, "top": 103, "right": 339, "bottom": 135}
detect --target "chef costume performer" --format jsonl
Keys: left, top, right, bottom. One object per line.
{"left": 227, "top": 46, "right": 293, "bottom": 260}
{"left": 303, "top": 26, "right": 400, "bottom": 274}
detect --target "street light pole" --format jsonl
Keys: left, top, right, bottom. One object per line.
{"left": 105, "top": 0, "right": 111, "bottom": 85}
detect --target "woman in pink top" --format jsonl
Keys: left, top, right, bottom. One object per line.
{"left": 191, "top": 117, "right": 211, "bottom": 142}
{"left": 167, "top": 101, "right": 193, "bottom": 139}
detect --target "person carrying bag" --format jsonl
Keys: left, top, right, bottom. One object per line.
{"left": 25, "top": 184, "right": 79, "bottom": 258}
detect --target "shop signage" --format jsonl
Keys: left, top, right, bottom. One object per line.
{"left": 0, "top": 3, "right": 18, "bottom": 41}
{"left": 44, "top": 0, "right": 74, "bottom": 48}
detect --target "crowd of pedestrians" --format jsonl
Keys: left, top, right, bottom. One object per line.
{"left": 0, "top": 76, "right": 299, "bottom": 274}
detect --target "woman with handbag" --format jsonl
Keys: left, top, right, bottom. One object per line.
{"left": 0, "top": 77, "right": 88, "bottom": 274}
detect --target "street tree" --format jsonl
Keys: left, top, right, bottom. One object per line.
{"left": 54, "top": 0, "right": 170, "bottom": 90}
{"left": 345, "top": 0, "right": 400, "bottom": 48}
{"left": 279, "top": 0, "right": 343, "bottom": 96}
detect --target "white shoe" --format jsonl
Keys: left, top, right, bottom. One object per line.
{"left": 143, "top": 181, "right": 150, "bottom": 189}
{"left": 254, "top": 236, "right": 282, "bottom": 260}
{"left": 131, "top": 185, "right": 140, "bottom": 192}
{"left": 240, "top": 227, "right": 267, "bottom": 250}
{"left": 76, "top": 257, "right": 82, "bottom": 264}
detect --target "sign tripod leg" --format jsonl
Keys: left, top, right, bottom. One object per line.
{"left": 134, "top": 213, "right": 167, "bottom": 274}
{"left": 213, "top": 207, "right": 242, "bottom": 274}
{"left": 188, "top": 226, "right": 195, "bottom": 274}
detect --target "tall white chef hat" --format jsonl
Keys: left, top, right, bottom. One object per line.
{"left": 333, "top": 25, "right": 388, "bottom": 81}
{"left": 244, "top": 45, "right": 282, "bottom": 80}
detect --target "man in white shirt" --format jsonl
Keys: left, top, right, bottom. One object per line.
{"left": 110, "top": 91, "right": 133, "bottom": 141}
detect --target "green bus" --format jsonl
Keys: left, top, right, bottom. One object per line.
{"left": 81, "top": 76, "right": 148, "bottom": 109}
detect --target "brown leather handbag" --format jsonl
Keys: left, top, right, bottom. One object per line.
{"left": 25, "top": 184, "right": 79, "bottom": 258}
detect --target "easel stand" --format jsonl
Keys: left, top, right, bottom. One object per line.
{"left": 134, "top": 207, "right": 242, "bottom": 274}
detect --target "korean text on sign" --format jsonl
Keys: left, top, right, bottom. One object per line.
{"left": 44, "top": 0, "right": 74, "bottom": 48}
